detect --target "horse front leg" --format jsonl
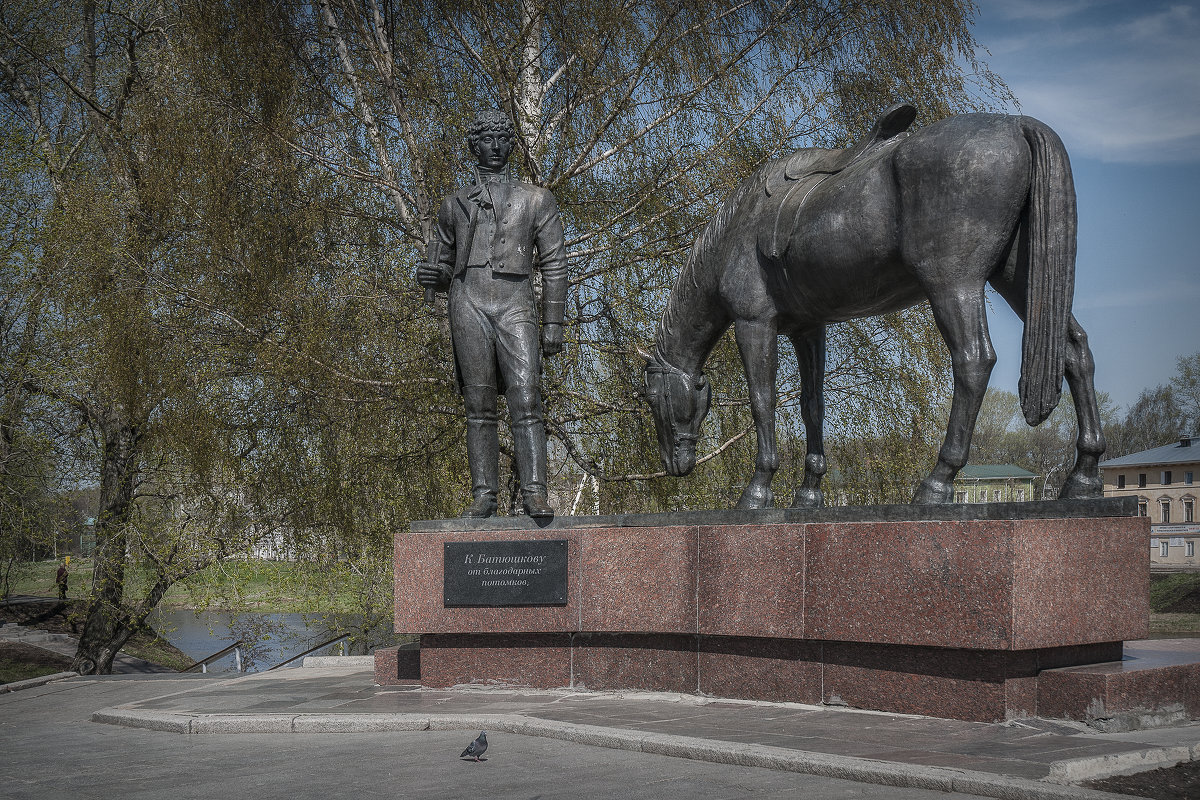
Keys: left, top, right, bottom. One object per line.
{"left": 1059, "top": 314, "right": 1106, "bottom": 499}
{"left": 734, "top": 318, "right": 779, "bottom": 509}
{"left": 914, "top": 288, "right": 995, "bottom": 504}
{"left": 789, "top": 327, "right": 827, "bottom": 508}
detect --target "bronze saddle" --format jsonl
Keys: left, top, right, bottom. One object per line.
{"left": 760, "top": 103, "right": 917, "bottom": 260}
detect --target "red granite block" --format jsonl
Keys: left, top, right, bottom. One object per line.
{"left": 373, "top": 646, "right": 398, "bottom": 685}
{"left": 573, "top": 633, "right": 697, "bottom": 693}
{"left": 578, "top": 526, "right": 697, "bottom": 634}
{"left": 697, "top": 525, "right": 805, "bottom": 638}
{"left": 805, "top": 520, "right": 1017, "bottom": 649}
{"left": 820, "top": 641, "right": 1017, "bottom": 722}
{"left": 394, "top": 529, "right": 580, "bottom": 634}
{"left": 418, "top": 633, "right": 571, "bottom": 689}
{"left": 1010, "top": 517, "right": 1149, "bottom": 649}
{"left": 1038, "top": 639, "right": 1200, "bottom": 721}
{"left": 373, "top": 645, "right": 421, "bottom": 685}
{"left": 1005, "top": 674, "right": 1039, "bottom": 719}
{"left": 698, "top": 636, "right": 821, "bottom": 704}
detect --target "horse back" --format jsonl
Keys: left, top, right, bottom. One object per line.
{"left": 763, "top": 114, "right": 1031, "bottom": 324}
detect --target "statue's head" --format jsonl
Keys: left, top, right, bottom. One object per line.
{"left": 641, "top": 348, "right": 711, "bottom": 476}
{"left": 468, "top": 109, "right": 515, "bottom": 170}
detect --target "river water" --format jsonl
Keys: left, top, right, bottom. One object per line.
{"left": 147, "top": 609, "right": 350, "bottom": 672}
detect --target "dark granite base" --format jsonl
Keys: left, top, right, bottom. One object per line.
{"left": 409, "top": 633, "right": 1144, "bottom": 722}
{"left": 410, "top": 497, "right": 1136, "bottom": 532}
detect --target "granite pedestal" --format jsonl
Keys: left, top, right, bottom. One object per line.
{"left": 384, "top": 499, "right": 1189, "bottom": 723}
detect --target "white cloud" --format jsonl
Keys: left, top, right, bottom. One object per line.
{"left": 987, "top": 0, "right": 1114, "bottom": 23}
{"left": 975, "top": 1, "right": 1200, "bottom": 163}
{"left": 1074, "top": 277, "right": 1200, "bottom": 311}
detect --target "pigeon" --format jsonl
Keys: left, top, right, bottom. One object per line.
{"left": 460, "top": 731, "right": 488, "bottom": 762}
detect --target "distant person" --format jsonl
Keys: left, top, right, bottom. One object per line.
{"left": 55, "top": 562, "right": 68, "bottom": 600}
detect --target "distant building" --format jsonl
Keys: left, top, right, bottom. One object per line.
{"left": 953, "top": 464, "right": 1038, "bottom": 504}
{"left": 1100, "top": 436, "right": 1199, "bottom": 568}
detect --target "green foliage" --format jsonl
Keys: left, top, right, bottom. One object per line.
{"left": 1104, "top": 351, "right": 1199, "bottom": 458}
{"left": 1149, "top": 572, "right": 1200, "bottom": 614}
{"left": 968, "top": 387, "right": 1119, "bottom": 495}
{"left": 0, "top": 0, "right": 1015, "bottom": 656}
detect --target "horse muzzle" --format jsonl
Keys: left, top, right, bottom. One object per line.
{"left": 665, "top": 439, "right": 698, "bottom": 476}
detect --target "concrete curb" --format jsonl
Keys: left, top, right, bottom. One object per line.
{"left": 90, "top": 708, "right": 1131, "bottom": 800}
{"left": 1046, "top": 742, "right": 1200, "bottom": 783}
{"left": 300, "top": 656, "right": 375, "bottom": 669}
{"left": 0, "top": 671, "right": 79, "bottom": 693}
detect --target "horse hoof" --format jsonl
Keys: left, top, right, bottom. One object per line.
{"left": 735, "top": 487, "right": 774, "bottom": 510}
{"left": 791, "top": 488, "right": 823, "bottom": 509}
{"left": 912, "top": 480, "right": 952, "bottom": 505}
{"left": 1059, "top": 472, "right": 1103, "bottom": 500}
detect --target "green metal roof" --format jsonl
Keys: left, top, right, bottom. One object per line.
{"left": 956, "top": 464, "right": 1038, "bottom": 480}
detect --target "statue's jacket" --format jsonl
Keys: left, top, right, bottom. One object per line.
{"left": 435, "top": 172, "right": 568, "bottom": 327}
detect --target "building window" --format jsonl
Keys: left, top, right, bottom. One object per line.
{"left": 1163, "top": 470, "right": 1173, "bottom": 485}
{"left": 992, "top": 489, "right": 1003, "bottom": 502}
{"left": 1188, "top": 541, "right": 1196, "bottom": 558}
{"left": 1118, "top": 474, "right": 1126, "bottom": 489}
{"left": 1139, "top": 501, "right": 1148, "bottom": 517}
{"left": 1187, "top": 500, "right": 1195, "bottom": 523}
{"left": 955, "top": 491, "right": 966, "bottom": 503}
{"left": 1188, "top": 472, "right": 1194, "bottom": 485}
{"left": 1161, "top": 501, "right": 1171, "bottom": 524}
{"left": 1161, "top": 541, "right": 1170, "bottom": 557}
{"left": 1139, "top": 473, "right": 1147, "bottom": 488}
{"left": 1016, "top": 488, "right": 1025, "bottom": 501}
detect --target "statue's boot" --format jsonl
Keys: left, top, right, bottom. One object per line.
{"left": 509, "top": 386, "right": 554, "bottom": 519}
{"left": 462, "top": 386, "right": 499, "bottom": 518}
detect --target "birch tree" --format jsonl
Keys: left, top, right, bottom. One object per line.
{"left": 288, "top": 0, "right": 1008, "bottom": 510}
{"left": 0, "top": 0, "right": 320, "bottom": 672}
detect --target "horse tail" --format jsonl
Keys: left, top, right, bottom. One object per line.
{"left": 1017, "top": 116, "right": 1077, "bottom": 426}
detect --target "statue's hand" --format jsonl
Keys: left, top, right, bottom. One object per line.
{"left": 542, "top": 323, "right": 564, "bottom": 357}
{"left": 416, "top": 261, "right": 450, "bottom": 291}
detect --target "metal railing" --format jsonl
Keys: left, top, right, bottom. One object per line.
{"left": 182, "top": 633, "right": 353, "bottom": 674}
{"left": 183, "top": 640, "right": 245, "bottom": 673}
{"left": 266, "top": 634, "right": 350, "bottom": 671}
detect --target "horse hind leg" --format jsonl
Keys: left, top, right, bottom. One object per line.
{"left": 1057, "top": 314, "right": 1106, "bottom": 498}
{"left": 914, "top": 286, "right": 996, "bottom": 504}
{"left": 789, "top": 327, "right": 827, "bottom": 508}
{"left": 990, "top": 273, "right": 1105, "bottom": 499}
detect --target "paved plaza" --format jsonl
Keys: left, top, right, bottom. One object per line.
{"left": 3, "top": 663, "right": 1198, "bottom": 799}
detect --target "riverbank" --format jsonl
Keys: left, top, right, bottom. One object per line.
{"left": 0, "top": 598, "right": 192, "bottom": 681}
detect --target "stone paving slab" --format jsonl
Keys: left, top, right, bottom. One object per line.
{"left": 85, "top": 665, "right": 1200, "bottom": 798}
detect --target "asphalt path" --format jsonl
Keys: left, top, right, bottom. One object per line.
{"left": 2, "top": 675, "right": 991, "bottom": 800}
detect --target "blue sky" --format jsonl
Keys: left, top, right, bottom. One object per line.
{"left": 968, "top": 0, "right": 1200, "bottom": 412}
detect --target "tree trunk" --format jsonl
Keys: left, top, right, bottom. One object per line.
{"left": 72, "top": 414, "right": 139, "bottom": 674}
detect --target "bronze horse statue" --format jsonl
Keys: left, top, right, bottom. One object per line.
{"left": 642, "top": 104, "right": 1105, "bottom": 507}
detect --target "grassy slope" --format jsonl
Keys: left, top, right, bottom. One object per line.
{"left": 0, "top": 642, "right": 74, "bottom": 684}
{"left": 8, "top": 559, "right": 355, "bottom": 614}
{"left": 1149, "top": 572, "right": 1200, "bottom": 637}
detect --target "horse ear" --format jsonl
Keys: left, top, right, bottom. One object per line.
{"left": 636, "top": 347, "right": 654, "bottom": 364}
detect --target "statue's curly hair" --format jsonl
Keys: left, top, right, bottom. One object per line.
{"left": 467, "top": 109, "right": 515, "bottom": 147}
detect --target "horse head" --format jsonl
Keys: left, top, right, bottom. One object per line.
{"left": 641, "top": 348, "right": 711, "bottom": 476}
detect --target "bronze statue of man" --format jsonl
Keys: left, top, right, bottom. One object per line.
{"left": 417, "top": 110, "right": 567, "bottom": 519}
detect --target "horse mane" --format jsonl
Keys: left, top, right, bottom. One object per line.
{"left": 656, "top": 160, "right": 775, "bottom": 356}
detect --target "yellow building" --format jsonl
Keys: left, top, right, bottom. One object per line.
{"left": 1100, "top": 436, "right": 1199, "bottom": 567}
{"left": 953, "top": 464, "right": 1038, "bottom": 503}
